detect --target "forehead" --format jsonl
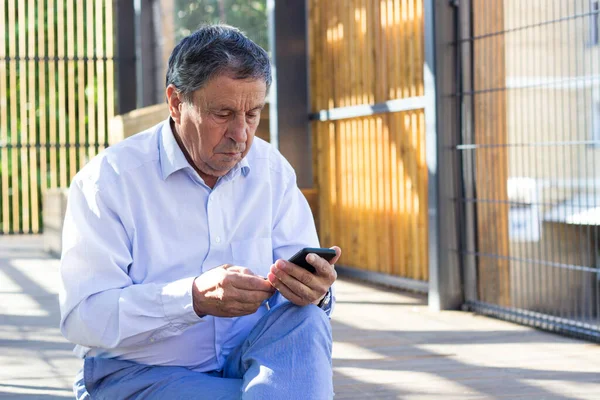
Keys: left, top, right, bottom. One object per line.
{"left": 194, "top": 75, "right": 267, "bottom": 109}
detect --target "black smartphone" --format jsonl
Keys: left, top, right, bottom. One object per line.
{"left": 288, "top": 247, "right": 337, "bottom": 274}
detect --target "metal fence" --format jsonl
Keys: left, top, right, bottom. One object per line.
{"left": 455, "top": 0, "right": 600, "bottom": 341}
{"left": 0, "top": 0, "right": 115, "bottom": 234}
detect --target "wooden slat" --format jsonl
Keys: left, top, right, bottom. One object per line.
{"left": 320, "top": 1, "right": 331, "bottom": 246}
{"left": 308, "top": 0, "right": 316, "bottom": 113}
{"left": 381, "top": 115, "right": 393, "bottom": 275}
{"left": 37, "top": 0, "right": 48, "bottom": 230}
{"left": 391, "top": 0, "right": 400, "bottom": 100}
{"left": 389, "top": 113, "right": 402, "bottom": 275}
{"left": 389, "top": 0, "right": 400, "bottom": 275}
{"left": 341, "top": 2, "right": 355, "bottom": 262}
{"left": 329, "top": 6, "right": 337, "bottom": 249}
{"left": 77, "top": 0, "right": 86, "bottom": 172}
{"left": 416, "top": 0, "right": 424, "bottom": 96}
{"left": 87, "top": 0, "right": 96, "bottom": 160}
{"left": 384, "top": 1, "right": 395, "bottom": 275}
{"left": 359, "top": 116, "right": 368, "bottom": 271}
{"left": 315, "top": 0, "right": 327, "bottom": 244}
{"left": 18, "top": 0, "right": 30, "bottom": 233}
{"left": 95, "top": 0, "right": 106, "bottom": 153}
{"left": 401, "top": 0, "right": 409, "bottom": 98}
{"left": 473, "top": 0, "right": 510, "bottom": 306}
{"left": 418, "top": 110, "right": 428, "bottom": 280}
{"left": 105, "top": 0, "right": 115, "bottom": 144}
{"left": 408, "top": 0, "right": 417, "bottom": 97}
{"left": 348, "top": 0, "right": 357, "bottom": 107}
{"left": 415, "top": 0, "right": 427, "bottom": 279}
{"left": 0, "top": 0, "right": 9, "bottom": 233}
{"left": 409, "top": 112, "right": 420, "bottom": 279}
{"left": 375, "top": 0, "right": 385, "bottom": 103}
{"left": 28, "top": 0, "right": 39, "bottom": 233}
{"left": 358, "top": 0, "right": 367, "bottom": 105}
{"left": 399, "top": 113, "right": 408, "bottom": 277}
{"left": 365, "top": 3, "right": 374, "bottom": 271}
{"left": 339, "top": 120, "right": 349, "bottom": 261}
{"left": 330, "top": 121, "right": 339, "bottom": 249}
{"left": 66, "top": 0, "right": 77, "bottom": 181}
{"left": 364, "top": 0, "right": 373, "bottom": 105}
{"left": 367, "top": 117, "right": 377, "bottom": 271}
{"left": 48, "top": 0, "right": 58, "bottom": 189}
{"left": 57, "top": 0, "right": 67, "bottom": 188}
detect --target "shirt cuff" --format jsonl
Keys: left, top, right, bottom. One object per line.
{"left": 160, "top": 276, "right": 204, "bottom": 326}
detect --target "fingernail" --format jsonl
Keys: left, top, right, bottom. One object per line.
{"left": 307, "top": 254, "right": 316, "bottom": 262}
{"left": 276, "top": 260, "right": 286, "bottom": 269}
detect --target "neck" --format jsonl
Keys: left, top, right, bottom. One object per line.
{"left": 170, "top": 119, "right": 218, "bottom": 189}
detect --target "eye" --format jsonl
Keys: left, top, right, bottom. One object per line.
{"left": 246, "top": 113, "right": 259, "bottom": 120}
{"left": 214, "top": 112, "right": 231, "bottom": 119}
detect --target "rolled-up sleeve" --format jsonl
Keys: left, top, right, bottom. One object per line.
{"left": 59, "top": 179, "right": 202, "bottom": 350}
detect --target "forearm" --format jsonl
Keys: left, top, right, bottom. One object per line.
{"left": 60, "top": 276, "right": 201, "bottom": 349}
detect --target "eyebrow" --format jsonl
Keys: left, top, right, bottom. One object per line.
{"left": 212, "top": 104, "right": 265, "bottom": 113}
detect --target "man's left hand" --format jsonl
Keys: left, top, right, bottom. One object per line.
{"left": 267, "top": 246, "right": 341, "bottom": 307}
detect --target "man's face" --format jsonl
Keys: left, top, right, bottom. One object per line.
{"left": 169, "top": 75, "right": 267, "bottom": 182}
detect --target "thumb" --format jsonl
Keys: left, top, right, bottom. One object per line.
{"left": 329, "top": 246, "right": 342, "bottom": 265}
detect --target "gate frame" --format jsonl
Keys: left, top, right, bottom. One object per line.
{"left": 271, "top": 0, "right": 450, "bottom": 296}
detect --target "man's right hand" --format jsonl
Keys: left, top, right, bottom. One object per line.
{"left": 192, "top": 265, "right": 276, "bottom": 318}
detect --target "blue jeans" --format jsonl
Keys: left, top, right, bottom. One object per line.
{"left": 73, "top": 301, "right": 333, "bottom": 399}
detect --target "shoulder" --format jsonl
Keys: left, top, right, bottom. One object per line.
{"left": 72, "top": 123, "right": 162, "bottom": 190}
{"left": 247, "top": 137, "right": 296, "bottom": 183}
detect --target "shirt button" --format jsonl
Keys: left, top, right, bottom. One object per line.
{"left": 215, "top": 236, "right": 221, "bottom": 244}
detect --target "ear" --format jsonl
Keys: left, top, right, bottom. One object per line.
{"left": 166, "top": 84, "right": 184, "bottom": 124}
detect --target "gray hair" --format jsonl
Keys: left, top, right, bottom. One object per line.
{"left": 166, "top": 24, "right": 272, "bottom": 103}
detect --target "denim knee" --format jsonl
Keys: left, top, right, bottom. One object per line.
{"left": 276, "top": 303, "right": 332, "bottom": 337}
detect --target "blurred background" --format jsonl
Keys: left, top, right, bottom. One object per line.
{"left": 0, "top": 0, "right": 599, "bottom": 346}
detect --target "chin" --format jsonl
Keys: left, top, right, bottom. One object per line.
{"left": 212, "top": 162, "right": 238, "bottom": 174}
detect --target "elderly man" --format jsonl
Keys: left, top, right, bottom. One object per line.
{"left": 59, "top": 25, "right": 341, "bottom": 399}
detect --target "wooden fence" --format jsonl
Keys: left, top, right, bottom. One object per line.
{"left": 0, "top": 0, "right": 115, "bottom": 234}
{"left": 308, "top": 0, "right": 428, "bottom": 280}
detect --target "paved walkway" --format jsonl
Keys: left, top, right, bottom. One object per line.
{"left": 1, "top": 236, "right": 599, "bottom": 399}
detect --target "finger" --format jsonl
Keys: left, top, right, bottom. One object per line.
{"left": 226, "top": 266, "right": 256, "bottom": 276}
{"left": 274, "top": 258, "right": 331, "bottom": 290}
{"left": 230, "top": 288, "right": 274, "bottom": 304}
{"left": 274, "top": 260, "right": 317, "bottom": 287}
{"left": 227, "top": 272, "right": 276, "bottom": 292}
{"left": 223, "top": 300, "right": 264, "bottom": 317}
{"left": 306, "top": 246, "right": 341, "bottom": 272}
{"left": 267, "top": 273, "right": 311, "bottom": 306}
{"left": 304, "top": 253, "right": 338, "bottom": 280}
{"left": 329, "top": 246, "right": 342, "bottom": 265}
{"left": 269, "top": 263, "right": 320, "bottom": 302}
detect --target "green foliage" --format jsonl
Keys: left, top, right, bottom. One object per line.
{"left": 174, "top": 0, "right": 269, "bottom": 52}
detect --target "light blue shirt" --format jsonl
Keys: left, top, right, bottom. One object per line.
{"left": 59, "top": 119, "right": 333, "bottom": 372}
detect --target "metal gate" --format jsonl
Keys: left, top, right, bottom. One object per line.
{"left": 0, "top": 0, "right": 115, "bottom": 234}
{"left": 454, "top": 0, "right": 600, "bottom": 341}
{"left": 307, "top": 0, "right": 430, "bottom": 287}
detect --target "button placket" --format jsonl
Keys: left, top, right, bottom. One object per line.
{"left": 207, "top": 192, "right": 223, "bottom": 248}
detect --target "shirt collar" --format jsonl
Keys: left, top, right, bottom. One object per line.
{"left": 159, "top": 118, "right": 251, "bottom": 181}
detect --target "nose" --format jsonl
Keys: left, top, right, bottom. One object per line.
{"left": 226, "top": 115, "right": 248, "bottom": 144}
